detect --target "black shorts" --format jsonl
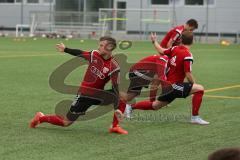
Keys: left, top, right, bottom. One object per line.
{"left": 67, "top": 89, "right": 115, "bottom": 121}
{"left": 127, "top": 71, "right": 155, "bottom": 95}
{"left": 157, "top": 82, "right": 193, "bottom": 103}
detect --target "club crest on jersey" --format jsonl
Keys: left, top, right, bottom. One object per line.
{"left": 103, "top": 67, "right": 109, "bottom": 73}
{"left": 170, "top": 56, "right": 177, "bottom": 66}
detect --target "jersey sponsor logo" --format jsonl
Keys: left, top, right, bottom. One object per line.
{"left": 103, "top": 67, "right": 109, "bottom": 73}
{"left": 170, "top": 56, "right": 177, "bottom": 66}
{"left": 91, "top": 66, "right": 105, "bottom": 79}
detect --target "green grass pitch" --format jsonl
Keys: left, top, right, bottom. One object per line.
{"left": 0, "top": 37, "right": 239, "bottom": 160}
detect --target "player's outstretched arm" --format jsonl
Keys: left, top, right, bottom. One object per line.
{"left": 55, "top": 42, "right": 85, "bottom": 56}
{"left": 56, "top": 43, "right": 66, "bottom": 52}
{"left": 150, "top": 32, "right": 166, "bottom": 55}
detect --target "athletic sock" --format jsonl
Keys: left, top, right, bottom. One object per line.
{"left": 39, "top": 115, "right": 65, "bottom": 126}
{"left": 132, "top": 100, "right": 154, "bottom": 110}
{"left": 192, "top": 90, "right": 204, "bottom": 116}
{"left": 112, "top": 100, "right": 126, "bottom": 127}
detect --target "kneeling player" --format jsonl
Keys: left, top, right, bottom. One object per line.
{"left": 125, "top": 31, "right": 209, "bottom": 125}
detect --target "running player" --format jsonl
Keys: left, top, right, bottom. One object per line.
{"left": 29, "top": 36, "right": 128, "bottom": 133}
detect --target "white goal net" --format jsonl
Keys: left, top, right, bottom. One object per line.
{"left": 99, "top": 8, "right": 171, "bottom": 39}
{"left": 28, "top": 11, "right": 105, "bottom": 38}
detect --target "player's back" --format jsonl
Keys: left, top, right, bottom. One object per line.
{"left": 130, "top": 55, "right": 168, "bottom": 80}
{"left": 130, "top": 55, "right": 168, "bottom": 72}
{"left": 166, "top": 46, "right": 193, "bottom": 83}
{"left": 160, "top": 25, "right": 184, "bottom": 48}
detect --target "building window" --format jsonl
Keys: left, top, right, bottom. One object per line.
{"left": 185, "top": 0, "right": 203, "bottom": 5}
{"left": 15, "top": 0, "right": 22, "bottom": 3}
{"left": 207, "top": 0, "right": 215, "bottom": 5}
{"left": 43, "top": 0, "right": 53, "bottom": 3}
{"left": 27, "top": 0, "right": 39, "bottom": 3}
{"left": 0, "top": 0, "right": 14, "bottom": 3}
{"left": 151, "top": 0, "right": 169, "bottom": 5}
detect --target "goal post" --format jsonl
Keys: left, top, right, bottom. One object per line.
{"left": 28, "top": 11, "right": 105, "bottom": 38}
{"left": 99, "top": 8, "right": 171, "bottom": 39}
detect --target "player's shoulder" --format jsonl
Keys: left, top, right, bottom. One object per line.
{"left": 159, "top": 55, "right": 169, "bottom": 62}
{"left": 90, "top": 50, "right": 100, "bottom": 55}
{"left": 179, "top": 46, "right": 193, "bottom": 60}
{"left": 174, "top": 25, "right": 184, "bottom": 34}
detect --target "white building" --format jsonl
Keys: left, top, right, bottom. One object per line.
{"left": 0, "top": 0, "right": 239, "bottom": 42}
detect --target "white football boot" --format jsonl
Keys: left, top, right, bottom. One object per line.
{"left": 191, "top": 116, "right": 210, "bottom": 125}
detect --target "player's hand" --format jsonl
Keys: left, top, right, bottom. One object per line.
{"left": 150, "top": 32, "right": 157, "bottom": 42}
{"left": 56, "top": 43, "right": 65, "bottom": 52}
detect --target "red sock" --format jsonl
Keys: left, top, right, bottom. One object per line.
{"left": 112, "top": 100, "right": 126, "bottom": 127}
{"left": 132, "top": 100, "right": 154, "bottom": 110}
{"left": 39, "top": 115, "right": 65, "bottom": 126}
{"left": 192, "top": 90, "right": 204, "bottom": 116}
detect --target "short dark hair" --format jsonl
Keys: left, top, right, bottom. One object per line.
{"left": 99, "top": 36, "right": 117, "bottom": 51}
{"left": 181, "top": 31, "right": 193, "bottom": 45}
{"left": 208, "top": 148, "right": 240, "bottom": 160}
{"left": 186, "top": 19, "right": 198, "bottom": 29}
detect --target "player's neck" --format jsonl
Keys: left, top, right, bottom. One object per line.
{"left": 182, "top": 44, "right": 190, "bottom": 50}
{"left": 101, "top": 53, "right": 112, "bottom": 60}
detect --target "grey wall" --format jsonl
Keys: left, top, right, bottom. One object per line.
{"left": 0, "top": 4, "right": 50, "bottom": 28}
{"left": 1, "top": 0, "right": 239, "bottom": 34}
{"left": 125, "top": 0, "right": 240, "bottom": 33}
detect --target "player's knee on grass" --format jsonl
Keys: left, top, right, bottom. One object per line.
{"left": 63, "top": 120, "right": 74, "bottom": 127}
{"left": 191, "top": 83, "right": 204, "bottom": 94}
{"left": 152, "top": 100, "right": 169, "bottom": 110}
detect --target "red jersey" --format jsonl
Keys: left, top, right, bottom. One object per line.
{"left": 160, "top": 25, "right": 184, "bottom": 48}
{"left": 130, "top": 55, "right": 168, "bottom": 80}
{"left": 78, "top": 50, "right": 120, "bottom": 95}
{"left": 163, "top": 46, "right": 193, "bottom": 83}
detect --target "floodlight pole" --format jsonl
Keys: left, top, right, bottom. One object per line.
{"left": 139, "top": 0, "right": 143, "bottom": 40}
{"left": 172, "top": 0, "right": 177, "bottom": 27}
{"left": 20, "top": 0, "right": 24, "bottom": 33}
{"left": 49, "top": 0, "right": 53, "bottom": 32}
{"left": 205, "top": 0, "right": 209, "bottom": 43}
{"left": 83, "top": 0, "right": 86, "bottom": 26}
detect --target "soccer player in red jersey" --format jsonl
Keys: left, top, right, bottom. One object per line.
{"left": 125, "top": 31, "right": 209, "bottom": 125}
{"left": 29, "top": 36, "right": 128, "bottom": 134}
{"left": 121, "top": 54, "right": 169, "bottom": 102}
{"left": 160, "top": 19, "right": 198, "bottom": 48}
{"left": 110, "top": 54, "right": 169, "bottom": 131}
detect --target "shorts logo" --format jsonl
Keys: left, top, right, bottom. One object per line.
{"left": 172, "top": 84, "right": 183, "bottom": 91}
{"left": 103, "top": 67, "right": 109, "bottom": 73}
